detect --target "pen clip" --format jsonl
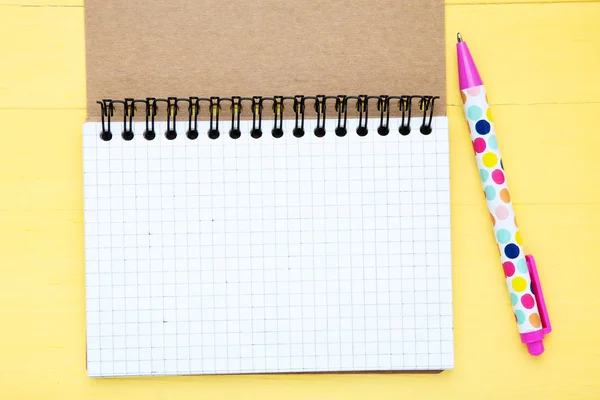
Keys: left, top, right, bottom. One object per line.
{"left": 526, "top": 254, "right": 552, "bottom": 334}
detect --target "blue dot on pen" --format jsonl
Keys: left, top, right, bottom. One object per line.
{"left": 504, "top": 243, "right": 520, "bottom": 259}
{"left": 475, "top": 120, "right": 491, "bottom": 135}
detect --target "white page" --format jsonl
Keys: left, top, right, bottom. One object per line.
{"left": 83, "top": 115, "right": 453, "bottom": 377}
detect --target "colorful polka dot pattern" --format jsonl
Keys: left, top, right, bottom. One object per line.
{"left": 462, "top": 85, "right": 541, "bottom": 334}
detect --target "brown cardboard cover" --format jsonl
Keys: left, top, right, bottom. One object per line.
{"left": 84, "top": 0, "right": 446, "bottom": 120}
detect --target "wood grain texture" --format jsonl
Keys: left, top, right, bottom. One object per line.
{"left": 447, "top": 0, "right": 596, "bottom": 4}
{"left": 445, "top": 2, "right": 600, "bottom": 105}
{"left": 0, "top": 6, "right": 85, "bottom": 109}
{"left": 448, "top": 104, "right": 600, "bottom": 205}
{"left": 0, "top": 0, "right": 79, "bottom": 5}
{"left": 1, "top": 0, "right": 600, "bottom": 399}
{"left": 1, "top": 0, "right": 594, "bottom": 7}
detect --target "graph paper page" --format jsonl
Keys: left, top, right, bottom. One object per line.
{"left": 83, "top": 116, "right": 453, "bottom": 377}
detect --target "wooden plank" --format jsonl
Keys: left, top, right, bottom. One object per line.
{"left": 0, "top": 109, "right": 86, "bottom": 210}
{"left": 0, "top": 1, "right": 80, "bottom": 5}
{"left": 447, "top": 0, "right": 597, "bottom": 4}
{"left": 1, "top": 0, "right": 596, "bottom": 8}
{"left": 0, "top": 6, "right": 85, "bottom": 109}
{"left": 448, "top": 103, "right": 600, "bottom": 205}
{"left": 445, "top": 2, "right": 600, "bottom": 105}
{"left": 1, "top": 3, "right": 600, "bottom": 109}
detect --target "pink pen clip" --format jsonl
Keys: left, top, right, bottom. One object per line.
{"left": 519, "top": 255, "right": 552, "bottom": 356}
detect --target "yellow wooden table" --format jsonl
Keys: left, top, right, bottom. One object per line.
{"left": 1, "top": 1, "right": 599, "bottom": 398}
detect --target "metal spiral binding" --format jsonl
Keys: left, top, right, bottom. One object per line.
{"left": 96, "top": 94, "right": 438, "bottom": 141}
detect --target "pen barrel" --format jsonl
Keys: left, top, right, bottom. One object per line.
{"left": 461, "top": 85, "right": 542, "bottom": 334}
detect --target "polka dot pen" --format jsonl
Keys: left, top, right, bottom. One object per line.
{"left": 457, "top": 33, "right": 551, "bottom": 355}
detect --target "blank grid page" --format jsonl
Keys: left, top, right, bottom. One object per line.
{"left": 83, "top": 116, "right": 453, "bottom": 377}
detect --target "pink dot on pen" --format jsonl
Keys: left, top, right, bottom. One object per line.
{"left": 473, "top": 138, "right": 486, "bottom": 153}
{"left": 467, "top": 87, "right": 480, "bottom": 96}
{"left": 495, "top": 205, "right": 509, "bottom": 220}
{"left": 521, "top": 294, "right": 535, "bottom": 309}
{"left": 492, "top": 169, "right": 505, "bottom": 184}
{"left": 503, "top": 262, "right": 515, "bottom": 277}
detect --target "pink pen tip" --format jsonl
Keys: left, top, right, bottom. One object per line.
{"left": 456, "top": 34, "right": 483, "bottom": 90}
{"left": 527, "top": 341, "right": 544, "bottom": 356}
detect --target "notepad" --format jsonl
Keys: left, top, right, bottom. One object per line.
{"left": 82, "top": 0, "right": 454, "bottom": 377}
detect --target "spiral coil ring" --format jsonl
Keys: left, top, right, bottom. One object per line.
{"left": 96, "top": 94, "right": 439, "bottom": 141}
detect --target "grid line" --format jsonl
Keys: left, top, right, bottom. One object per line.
{"left": 82, "top": 115, "right": 454, "bottom": 377}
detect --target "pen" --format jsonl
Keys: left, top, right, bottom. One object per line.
{"left": 456, "top": 33, "right": 552, "bottom": 355}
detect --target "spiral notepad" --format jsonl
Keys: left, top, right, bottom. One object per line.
{"left": 82, "top": 0, "right": 454, "bottom": 377}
